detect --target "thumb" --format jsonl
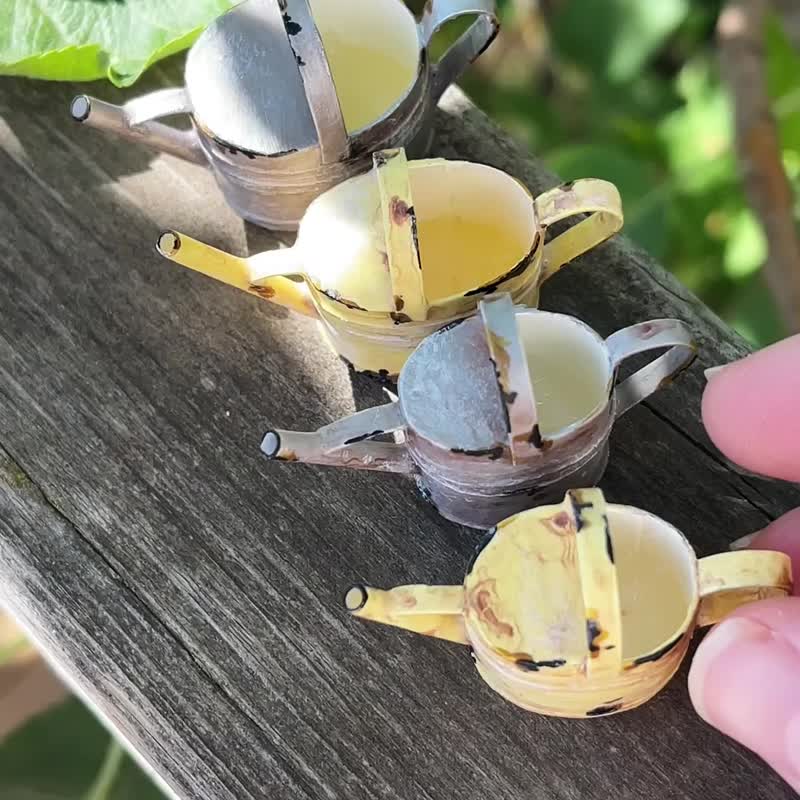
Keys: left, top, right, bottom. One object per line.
{"left": 688, "top": 509, "right": 800, "bottom": 791}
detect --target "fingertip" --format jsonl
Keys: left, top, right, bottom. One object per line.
{"left": 702, "top": 336, "right": 800, "bottom": 482}
{"left": 739, "top": 508, "right": 800, "bottom": 594}
{"left": 689, "top": 600, "right": 800, "bottom": 790}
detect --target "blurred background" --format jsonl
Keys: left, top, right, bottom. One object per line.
{"left": 3, "top": 0, "right": 800, "bottom": 796}
{"left": 455, "top": 0, "right": 799, "bottom": 347}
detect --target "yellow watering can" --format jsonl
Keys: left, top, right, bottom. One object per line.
{"left": 346, "top": 489, "right": 792, "bottom": 718}
{"left": 157, "top": 149, "right": 623, "bottom": 378}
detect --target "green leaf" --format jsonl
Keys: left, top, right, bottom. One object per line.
{"left": 551, "top": 0, "right": 689, "bottom": 83}
{"left": 659, "top": 58, "right": 736, "bottom": 194}
{"left": 545, "top": 143, "right": 670, "bottom": 259}
{"left": 0, "top": 698, "right": 165, "bottom": 799}
{"left": 0, "top": 0, "right": 235, "bottom": 87}
{"left": 723, "top": 208, "right": 767, "bottom": 279}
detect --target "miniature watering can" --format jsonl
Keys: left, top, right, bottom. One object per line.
{"left": 261, "top": 294, "right": 696, "bottom": 528}
{"left": 157, "top": 149, "right": 623, "bottom": 378}
{"left": 70, "top": 0, "right": 499, "bottom": 230}
{"left": 345, "top": 488, "right": 793, "bottom": 718}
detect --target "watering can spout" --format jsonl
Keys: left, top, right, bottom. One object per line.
{"left": 155, "top": 230, "right": 317, "bottom": 318}
{"left": 261, "top": 402, "right": 411, "bottom": 473}
{"left": 70, "top": 90, "right": 206, "bottom": 165}
{"left": 344, "top": 584, "right": 468, "bottom": 645}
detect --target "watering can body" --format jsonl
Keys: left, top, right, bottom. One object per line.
{"left": 262, "top": 296, "right": 697, "bottom": 528}
{"left": 71, "top": 0, "right": 499, "bottom": 230}
{"left": 345, "top": 489, "right": 793, "bottom": 717}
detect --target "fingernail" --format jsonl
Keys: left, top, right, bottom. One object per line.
{"left": 730, "top": 531, "right": 758, "bottom": 550}
{"left": 704, "top": 365, "right": 730, "bottom": 380}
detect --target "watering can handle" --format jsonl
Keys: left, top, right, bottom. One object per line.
{"left": 279, "top": 0, "right": 349, "bottom": 164}
{"left": 420, "top": 0, "right": 500, "bottom": 105}
{"left": 479, "top": 293, "right": 541, "bottom": 462}
{"left": 534, "top": 179, "right": 624, "bottom": 285}
{"left": 605, "top": 320, "right": 697, "bottom": 419}
{"left": 70, "top": 89, "right": 206, "bottom": 165}
{"left": 696, "top": 551, "right": 793, "bottom": 627}
{"left": 374, "top": 149, "right": 429, "bottom": 321}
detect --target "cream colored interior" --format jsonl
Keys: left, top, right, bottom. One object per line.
{"left": 311, "top": 0, "right": 420, "bottom": 132}
{"left": 608, "top": 506, "right": 698, "bottom": 660}
{"left": 514, "top": 313, "right": 610, "bottom": 436}
{"left": 410, "top": 162, "right": 537, "bottom": 301}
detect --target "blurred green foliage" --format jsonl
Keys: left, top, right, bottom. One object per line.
{"left": 0, "top": 697, "right": 163, "bottom": 799}
{"left": 459, "top": 0, "right": 800, "bottom": 346}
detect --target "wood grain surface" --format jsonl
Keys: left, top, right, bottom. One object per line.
{"left": 0, "top": 59, "right": 798, "bottom": 799}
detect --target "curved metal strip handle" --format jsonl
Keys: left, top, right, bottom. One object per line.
{"left": 70, "top": 89, "right": 205, "bottom": 165}
{"left": 605, "top": 319, "right": 697, "bottom": 419}
{"left": 261, "top": 401, "right": 412, "bottom": 473}
{"left": 374, "top": 149, "right": 429, "bottom": 321}
{"left": 156, "top": 231, "right": 317, "bottom": 319}
{"left": 534, "top": 179, "right": 623, "bottom": 285}
{"left": 281, "top": 0, "right": 349, "bottom": 164}
{"left": 345, "top": 584, "right": 469, "bottom": 644}
{"left": 479, "top": 293, "right": 540, "bottom": 462}
{"left": 569, "top": 489, "right": 623, "bottom": 676}
{"left": 420, "top": 0, "right": 499, "bottom": 105}
{"left": 697, "top": 551, "right": 792, "bottom": 627}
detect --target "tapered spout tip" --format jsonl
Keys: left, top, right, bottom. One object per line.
{"left": 344, "top": 585, "right": 369, "bottom": 614}
{"left": 156, "top": 230, "right": 182, "bottom": 258}
{"left": 261, "top": 430, "right": 282, "bottom": 459}
{"left": 70, "top": 95, "right": 91, "bottom": 123}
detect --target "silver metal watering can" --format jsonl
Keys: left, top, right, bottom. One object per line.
{"left": 261, "top": 294, "right": 697, "bottom": 528}
{"left": 70, "top": 0, "right": 499, "bottom": 230}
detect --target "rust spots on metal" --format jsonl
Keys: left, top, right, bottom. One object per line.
{"left": 658, "top": 350, "right": 698, "bottom": 391}
{"left": 343, "top": 430, "right": 384, "bottom": 446}
{"left": 570, "top": 494, "right": 595, "bottom": 531}
{"left": 210, "top": 134, "right": 261, "bottom": 160}
{"left": 282, "top": 13, "right": 302, "bottom": 35}
{"left": 630, "top": 633, "right": 683, "bottom": 667}
{"left": 541, "top": 511, "right": 574, "bottom": 536}
{"left": 604, "top": 518, "right": 615, "bottom": 564}
{"left": 586, "top": 701, "right": 623, "bottom": 717}
{"left": 322, "top": 288, "right": 367, "bottom": 312}
{"left": 451, "top": 445, "right": 505, "bottom": 461}
{"left": 463, "top": 233, "right": 539, "bottom": 297}
{"left": 527, "top": 424, "right": 551, "bottom": 452}
{"left": 398, "top": 592, "right": 418, "bottom": 609}
{"left": 391, "top": 311, "right": 413, "bottom": 325}
{"left": 515, "top": 657, "right": 567, "bottom": 672}
{"left": 390, "top": 196, "right": 412, "bottom": 225}
{"left": 586, "top": 615, "right": 607, "bottom": 657}
{"left": 436, "top": 318, "right": 466, "bottom": 335}
{"left": 393, "top": 295, "right": 405, "bottom": 311}
{"left": 469, "top": 580, "right": 515, "bottom": 638}
{"left": 249, "top": 284, "right": 276, "bottom": 299}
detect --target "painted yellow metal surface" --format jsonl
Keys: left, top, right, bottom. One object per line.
{"left": 155, "top": 152, "right": 624, "bottom": 376}
{"left": 346, "top": 489, "right": 793, "bottom": 718}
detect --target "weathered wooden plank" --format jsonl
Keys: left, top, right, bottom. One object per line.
{"left": 0, "top": 57, "right": 797, "bottom": 800}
